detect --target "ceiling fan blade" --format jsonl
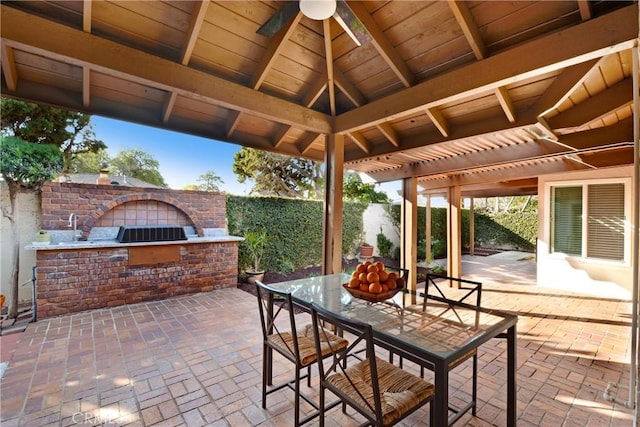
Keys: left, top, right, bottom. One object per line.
{"left": 257, "top": 1, "right": 301, "bottom": 37}
{"left": 334, "top": 0, "right": 371, "bottom": 46}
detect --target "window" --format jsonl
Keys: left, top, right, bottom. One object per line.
{"left": 551, "top": 182, "right": 625, "bottom": 261}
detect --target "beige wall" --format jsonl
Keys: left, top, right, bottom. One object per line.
{"left": 362, "top": 203, "right": 400, "bottom": 256}
{"left": 537, "top": 166, "right": 635, "bottom": 299}
{"left": 1, "top": 181, "right": 39, "bottom": 304}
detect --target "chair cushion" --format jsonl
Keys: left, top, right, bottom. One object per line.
{"left": 327, "top": 357, "right": 434, "bottom": 425}
{"left": 268, "top": 324, "right": 348, "bottom": 366}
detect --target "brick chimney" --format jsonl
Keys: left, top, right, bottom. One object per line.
{"left": 97, "top": 168, "right": 111, "bottom": 185}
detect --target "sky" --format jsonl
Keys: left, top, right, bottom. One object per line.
{"left": 91, "top": 115, "right": 406, "bottom": 202}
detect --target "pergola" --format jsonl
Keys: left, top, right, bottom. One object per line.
{"left": 1, "top": 0, "right": 640, "bottom": 419}
{"left": 1, "top": 0, "right": 637, "bottom": 278}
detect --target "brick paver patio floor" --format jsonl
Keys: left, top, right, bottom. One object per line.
{"left": 0, "top": 254, "right": 634, "bottom": 426}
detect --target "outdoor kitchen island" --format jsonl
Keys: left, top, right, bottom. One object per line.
{"left": 28, "top": 234, "right": 242, "bottom": 319}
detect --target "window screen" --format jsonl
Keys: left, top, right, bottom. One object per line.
{"left": 552, "top": 186, "right": 583, "bottom": 255}
{"left": 587, "top": 183, "right": 624, "bottom": 260}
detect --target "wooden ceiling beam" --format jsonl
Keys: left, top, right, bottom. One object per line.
{"left": 547, "top": 78, "right": 633, "bottom": 130}
{"left": 347, "top": 1, "right": 415, "bottom": 88}
{"left": 1, "top": 44, "right": 18, "bottom": 91}
{"left": 348, "top": 131, "right": 370, "bottom": 154}
{"left": 251, "top": 9, "right": 302, "bottom": 89}
{"left": 235, "top": 7, "right": 302, "bottom": 138}
{"left": 448, "top": 0, "right": 487, "bottom": 60}
{"left": 162, "top": 92, "right": 177, "bottom": 124}
{"left": 426, "top": 107, "right": 449, "bottom": 137}
{"left": 346, "top": 108, "right": 540, "bottom": 161}
{"left": 421, "top": 179, "right": 539, "bottom": 197}
{"left": 335, "top": 4, "right": 637, "bottom": 134}
{"left": 82, "top": 66, "right": 90, "bottom": 108}
{"left": 323, "top": 19, "right": 336, "bottom": 116}
{"left": 358, "top": 118, "right": 632, "bottom": 183}
{"left": 365, "top": 137, "right": 565, "bottom": 182}
{"left": 535, "top": 58, "right": 599, "bottom": 117}
{"left": 303, "top": 70, "right": 328, "bottom": 108}
{"left": 334, "top": 68, "right": 366, "bottom": 106}
{"left": 376, "top": 122, "right": 400, "bottom": 147}
{"left": 297, "top": 132, "right": 320, "bottom": 155}
{"left": 558, "top": 118, "right": 634, "bottom": 149}
{"left": 181, "top": 0, "right": 209, "bottom": 66}
{"left": 272, "top": 124, "right": 290, "bottom": 149}
{"left": 0, "top": 6, "right": 333, "bottom": 134}
{"left": 495, "top": 86, "right": 516, "bottom": 123}
{"left": 579, "top": 147, "right": 634, "bottom": 167}
{"left": 578, "top": 0, "right": 592, "bottom": 20}
{"left": 82, "top": 0, "right": 91, "bottom": 33}
{"left": 417, "top": 158, "right": 585, "bottom": 191}
{"left": 225, "top": 111, "right": 241, "bottom": 137}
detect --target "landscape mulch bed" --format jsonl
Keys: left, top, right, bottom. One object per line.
{"left": 237, "top": 257, "right": 429, "bottom": 303}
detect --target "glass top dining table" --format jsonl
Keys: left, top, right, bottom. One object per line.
{"left": 267, "top": 273, "right": 518, "bottom": 427}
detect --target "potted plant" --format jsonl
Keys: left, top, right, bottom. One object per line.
{"left": 35, "top": 229, "right": 51, "bottom": 244}
{"left": 244, "top": 230, "right": 267, "bottom": 284}
{"left": 359, "top": 241, "right": 374, "bottom": 259}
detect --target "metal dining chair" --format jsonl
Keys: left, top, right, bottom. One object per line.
{"left": 255, "top": 280, "right": 349, "bottom": 426}
{"left": 420, "top": 273, "right": 483, "bottom": 426}
{"left": 310, "top": 301, "right": 436, "bottom": 427}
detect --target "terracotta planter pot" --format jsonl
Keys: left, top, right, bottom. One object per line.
{"left": 359, "top": 245, "right": 374, "bottom": 258}
{"left": 246, "top": 270, "right": 266, "bottom": 285}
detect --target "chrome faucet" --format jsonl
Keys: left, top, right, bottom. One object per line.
{"left": 68, "top": 213, "right": 78, "bottom": 240}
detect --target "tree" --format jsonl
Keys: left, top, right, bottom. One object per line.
{"left": 111, "top": 148, "right": 167, "bottom": 187}
{"left": 0, "top": 136, "right": 63, "bottom": 318}
{"left": 343, "top": 173, "right": 390, "bottom": 203}
{"left": 197, "top": 171, "right": 224, "bottom": 191}
{"left": 233, "top": 147, "right": 323, "bottom": 198}
{"left": 71, "top": 148, "right": 110, "bottom": 173}
{"left": 0, "top": 98, "right": 106, "bottom": 173}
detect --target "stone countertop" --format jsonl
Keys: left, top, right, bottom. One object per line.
{"left": 26, "top": 235, "right": 244, "bottom": 250}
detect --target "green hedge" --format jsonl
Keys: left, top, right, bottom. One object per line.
{"left": 228, "top": 196, "right": 536, "bottom": 273}
{"left": 227, "top": 195, "right": 367, "bottom": 272}
{"left": 388, "top": 205, "right": 536, "bottom": 259}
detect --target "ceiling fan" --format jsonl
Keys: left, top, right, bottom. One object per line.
{"left": 257, "top": 0, "right": 370, "bottom": 46}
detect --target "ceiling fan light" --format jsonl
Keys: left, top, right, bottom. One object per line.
{"left": 300, "top": 0, "right": 337, "bottom": 20}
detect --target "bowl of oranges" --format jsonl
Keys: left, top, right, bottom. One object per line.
{"left": 343, "top": 261, "right": 405, "bottom": 303}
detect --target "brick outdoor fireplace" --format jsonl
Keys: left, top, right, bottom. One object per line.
{"left": 30, "top": 182, "right": 241, "bottom": 319}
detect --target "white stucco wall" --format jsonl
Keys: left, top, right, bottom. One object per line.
{"left": 1, "top": 181, "right": 39, "bottom": 305}
{"left": 537, "top": 166, "right": 635, "bottom": 299}
{"left": 362, "top": 203, "right": 400, "bottom": 256}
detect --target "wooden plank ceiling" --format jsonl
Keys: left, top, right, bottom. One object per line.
{"left": 1, "top": 1, "right": 637, "bottom": 197}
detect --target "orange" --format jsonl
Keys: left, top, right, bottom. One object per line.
{"left": 348, "top": 277, "right": 360, "bottom": 288}
{"left": 367, "top": 264, "right": 379, "bottom": 273}
{"left": 368, "top": 282, "right": 382, "bottom": 294}
{"left": 375, "top": 261, "right": 385, "bottom": 272}
{"left": 387, "top": 272, "right": 397, "bottom": 282}
{"left": 356, "top": 263, "right": 367, "bottom": 274}
{"left": 366, "top": 271, "right": 379, "bottom": 283}
{"left": 381, "top": 284, "right": 389, "bottom": 293}
{"left": 359, "top": 283, "right": 370, "bottom": 292}
{"left": 358, "top": 272, "right": 368, "bottom": 284}
{"left": 387, "top": 279, "right": 397, "bottom": 290}
{"left": 378, "top": 270, "right": 389, "bottom": 282}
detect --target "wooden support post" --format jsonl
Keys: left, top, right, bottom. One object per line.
{"left": 425, "top": 195, "right": 432, "bottom": 265}
{"left": 401, "top": 178, "right": 418, "bottom": 303}
{"left": 446, "top": 186, "right": 462, "bottom": 281}
{"left": 469, "top": 197, "right": 475, "bottom": 256}
{"left": 322, "top": 134, "right": 344, "bottom": 275}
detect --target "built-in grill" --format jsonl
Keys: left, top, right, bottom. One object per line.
{"left": 116, "top": 225, "right": 187, "bottom": 243}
